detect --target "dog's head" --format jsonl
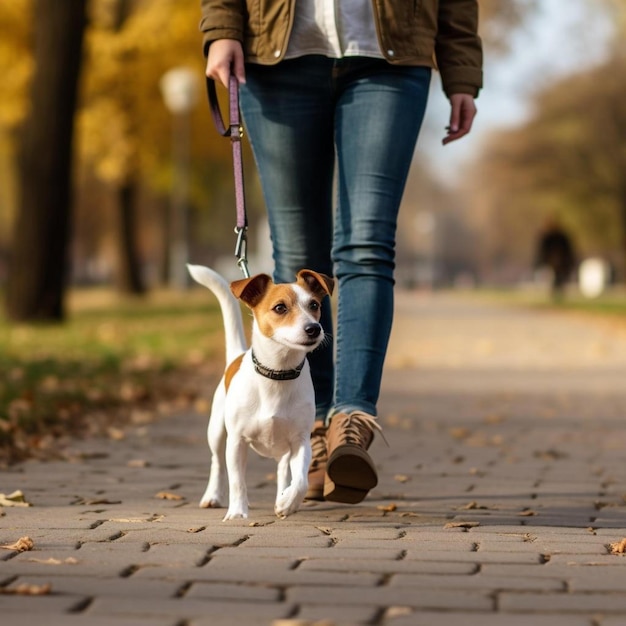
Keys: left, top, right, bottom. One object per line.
{"left": 231, "top": 270, "right": 334, "bottom": 351}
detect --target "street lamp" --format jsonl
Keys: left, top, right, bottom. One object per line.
{"left": 160, "top": 67, "right": 199, "bottom": 289}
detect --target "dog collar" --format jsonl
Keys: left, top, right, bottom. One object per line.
{"left": 251, "top": 351, "right": 306, "bottom": 381}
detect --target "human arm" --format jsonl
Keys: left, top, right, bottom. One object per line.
{"left": 436, "top": 0, "right": 482, "bottom": 143}
{"left": 200, "top": 0, "right": 246, "bottom": 86}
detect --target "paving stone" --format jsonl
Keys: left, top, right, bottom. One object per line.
{"left": 185, "top": 581, "right": 282, "bottom": 601}
{"left": 85, "top": 596, "right": 293, "bottom": 620}
{"left": 0, "top": 616, "right": 178, "bottom": 626}
{"left": 289, "top": 585, "right": 494, "bottom": 611}
{"left": 298, "top": 558, "right": 477, "bottom": 576}
{"left": 384, "top": 611, "right": 594, "bottom": 626}
{"left": 499, "top": 591, "right": 626, "bottom": 613}
{"left": 296, "top": 602, "right": 379, "bottom": 624}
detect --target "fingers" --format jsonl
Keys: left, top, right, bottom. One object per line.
{"left": 206, "top": 39, "right": 246, "bottom": 88}
{"left": 443, "top": 94, "right": 477, "bottom": 145}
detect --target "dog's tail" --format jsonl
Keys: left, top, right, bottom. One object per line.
{"left": 187, "top": 264, "right": 247, "bottom": 364}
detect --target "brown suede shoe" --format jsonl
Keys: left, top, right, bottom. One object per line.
{"left": 324, "top": 411, "right": 383, "bottom": 504}
{"left": 305, "top": 420, "right": 327, "bottom": 501}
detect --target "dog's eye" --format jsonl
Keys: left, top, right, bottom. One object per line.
{"left": 273, "top": 303, "right": 288, "bottom": 315}
{"left": 309, "top": 301, "right": 320, "bottom": 312}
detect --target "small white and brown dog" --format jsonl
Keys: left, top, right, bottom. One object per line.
{"left": 187, "top": 264, "right": 334, "bottom": 520}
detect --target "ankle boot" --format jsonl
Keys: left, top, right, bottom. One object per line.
{"left": 305, "top": 420, "right": 327, "bottom": 501}
{"left": 324, "top": 411, "right": 382, "bottom": 504}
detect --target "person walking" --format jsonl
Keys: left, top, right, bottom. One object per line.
{"left": 200, "top": 0, "right": 483, "bottom": 504}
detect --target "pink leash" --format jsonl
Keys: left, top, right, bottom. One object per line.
{"left": 206, "top": 75, "right": 250, "bottom": 278}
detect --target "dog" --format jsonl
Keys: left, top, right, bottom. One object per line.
{"left": 187, "top": 264, "right": 334, "bottom": 520}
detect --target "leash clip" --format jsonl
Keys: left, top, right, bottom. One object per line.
{"left": 234, "top": 226, "right": 250, "bottom": 278}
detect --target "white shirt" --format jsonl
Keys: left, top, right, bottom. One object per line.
{"left": 285, "top": 0, "right": 383, "bottom": 60}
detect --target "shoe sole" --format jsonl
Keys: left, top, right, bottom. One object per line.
{"left": 324, "top": 444, "right": 377, "bottom": 504}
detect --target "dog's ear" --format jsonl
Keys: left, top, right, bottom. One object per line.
{"left": 231, "top": 273, "right": 273, "bottom": 308}
{"left": 296, "top": 270, "right": 335, "bottom": 298}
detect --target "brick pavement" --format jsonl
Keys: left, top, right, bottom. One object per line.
{"left": 2, "top": 290, "right": 626, "bottom": 625}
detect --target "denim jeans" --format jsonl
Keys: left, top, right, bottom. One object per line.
{"left": 239, "top": 56, "right": 431, "bottom": 421}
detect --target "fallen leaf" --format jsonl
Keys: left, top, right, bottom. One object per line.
{"left": 28, "top": 557, "right": 79, "bottom": 565}
{"left": 609, "top": 538, "right": 626, "bottom": 555}
{"left": 187, "top": 527, "right": 205, "bottom": 534}
{"left": 0, "top": 536, "right": 34, "bottom": 552}
{"left": 459, "top": 501, "right": 487, "bottom": 510}
{"left": 0, "top": 583, "right": 52, "bottom": 596}
{"left": 155, "top": 491, "right": 184, "bottom": 501}
{"left": 386, "top": 606, "right": 413, "bottom": 619}
{"left": 127, "top": 459, "right": 149, "bottom": 468}
{"left": 0, "top": 490, "right": 31, "bottom": 507}
{"left": 444, "top": 521, "right": 480, "bottom": 529}
{"left": 518, "top": 509, "right": 537, "bottom": 517}
{"left": 393, "top": 474, "right": 410, "bottom": 483}
{"left": 377, "top": 503, "right": 397, "bottom": 512}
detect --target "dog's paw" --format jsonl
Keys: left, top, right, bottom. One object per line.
{"left": 199, "top": 497, "right": 223, "bottom": 509}
{"left": 222, "top": 509, "right": 248, "bottom": 522}
{"left": 274, "top": 487, "right": 303, "bottom": 519}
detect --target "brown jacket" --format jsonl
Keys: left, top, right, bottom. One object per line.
{"left": 200, "top": 0, "right": 482, "bottom": 97}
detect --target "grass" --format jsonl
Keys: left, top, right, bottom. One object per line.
{"left": 0, "top": 288, "right": 227, "bottom": 465}
{"left": 465, "top": 285, "right": 626, "bottom": 318}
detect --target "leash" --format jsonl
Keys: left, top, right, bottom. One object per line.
{"left": 206, "top": 75, "right": 250, "bottom": 278}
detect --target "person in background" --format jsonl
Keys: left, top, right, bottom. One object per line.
{"left": 535, "top": 217, "right": 576, "bottom": 299}
{"left": 200, "top": 0, "right": 483, "bottom": 504}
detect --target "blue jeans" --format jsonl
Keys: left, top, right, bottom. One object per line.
{"left": 240, "top": 56, "right": 431, "bottom": 421}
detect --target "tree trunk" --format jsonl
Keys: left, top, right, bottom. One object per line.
{"left": 5, "top": 0, "right": 87, "bottom": 321}
{"left": 112, "top": 0, "right": 146, "bottom": 296}
{"left": 116, "top": 180, "right": 146, "bottom": 294}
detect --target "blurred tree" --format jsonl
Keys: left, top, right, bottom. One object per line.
{"left": 479, "top": 0, "right": 537, "bottom": 52}
{"left": 93, "top": 0, "right": 145, "bottom": 294}
{"left": 5, "top": 0, "right": 87, "bottom": 321}
{"left": 78, "top": 0, "right": 238, "bottom": 286}
{"left": 0, "top": 0, "right": 33, "bottom": 260}
{"left": 466, "top": 52, "right": 626, "bottom": 281}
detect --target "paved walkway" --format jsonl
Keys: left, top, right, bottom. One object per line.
{"left": 2, "top": 291, "right": 626, "bottom": 625}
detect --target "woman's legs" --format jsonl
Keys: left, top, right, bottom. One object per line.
{"left": 240, "top": 57, "right": 431, "bottom": 425}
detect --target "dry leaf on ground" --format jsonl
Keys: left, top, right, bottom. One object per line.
{"left": 444, "top": 521, "right": 480, "bottom": 529}
{"left": 28, "top": 557, "right": 79, "bottom": 565}
{"left": 0, "top": 536, "right": 34, "bottom": 552}
{"left": 0, "top": 583, "right": 52, "bottom": 596}
{"left": 609, "top": 538, "right": 626, "bottom": 555}
{"left": 393, "top": 474, "right": 410, "bottom": 483}
{"left": 155, "top": 491, "right": 184, "bottom": 501}
{"left": 377, "top": 503, "right": 397, "bottom": 512}
{"left": 0, "top": 490, "right": 31, "bottom": 507}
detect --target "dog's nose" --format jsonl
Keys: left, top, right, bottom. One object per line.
{"left": 304, "top": 323, "right": 321, "bottom": 339}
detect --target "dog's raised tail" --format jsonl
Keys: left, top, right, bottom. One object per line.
{"left": 187, "top": 264, "right": 247, "bottom": 364}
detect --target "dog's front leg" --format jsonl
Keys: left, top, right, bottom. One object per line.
{"left": 223, "top": 436, "right": 249, "bottom": 521}
{"left": 275, "top": 453, "right": 290, "bottom": 502}
{"left": 274, "top": 437, "right": 311, "bottom": 519}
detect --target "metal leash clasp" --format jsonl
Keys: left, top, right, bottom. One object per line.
{"left": 234, "top": 226, "right": 250, "bottom": 278}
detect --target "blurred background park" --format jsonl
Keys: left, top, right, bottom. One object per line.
{"left": 1, "top": 0, "right": 625, "bottom": 463}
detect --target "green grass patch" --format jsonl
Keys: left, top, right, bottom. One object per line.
{"left": 464, "top": 286, "right": 626, "bottom": 318}
{"left": 0, "top": 288, "right": 226, "bottom": 465}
